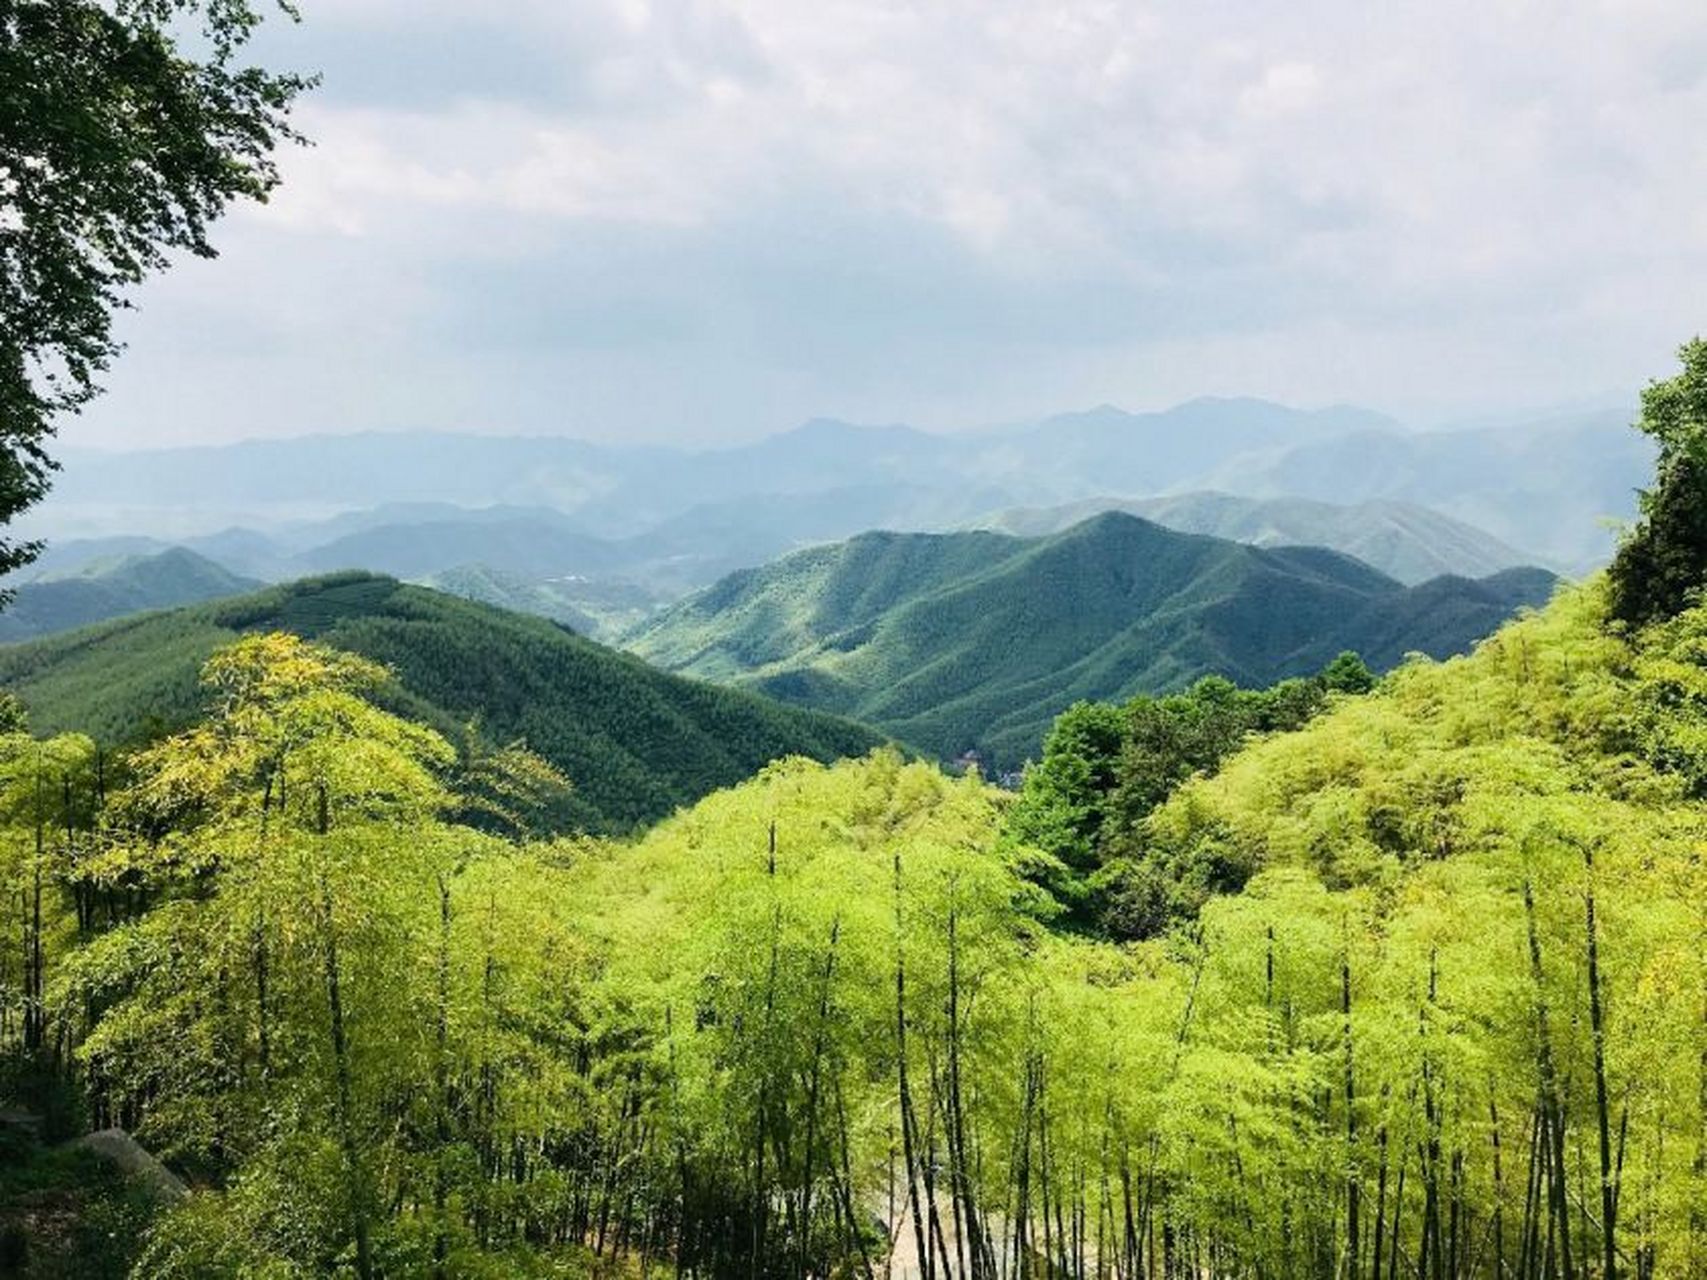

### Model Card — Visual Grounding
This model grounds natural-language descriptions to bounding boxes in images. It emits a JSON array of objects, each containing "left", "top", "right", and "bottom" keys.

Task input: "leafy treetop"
[{"left": 1609, "top": 337, "right": 1707, "bottom": 626}]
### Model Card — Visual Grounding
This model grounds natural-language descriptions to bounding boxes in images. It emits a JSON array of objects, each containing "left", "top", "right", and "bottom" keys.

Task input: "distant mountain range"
[
  {"left": 0, "top": 396, "right": 1616, "bottom": 848},
  {"left": 34, "top": 398, "right": 1644, "bottom": 573},
  {"left": 0, "top": 548, "right": 260, "bottom": 642},
  {"left": 0, "top": 574, "right": 884, "bottom": 831},
  {"left": 625, "top": 513, "right": 1558, "bottom": 769}
]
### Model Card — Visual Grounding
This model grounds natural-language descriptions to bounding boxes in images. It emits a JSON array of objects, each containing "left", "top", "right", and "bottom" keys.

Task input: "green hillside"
[
  {"left": 0, "top": 571, "right": 884, "bottom": 830},
  {"left": 0, "top": 547, "right": 260, "bottom": 642},
  {"left": 626, "top": 513, "right": 1556, "bottom": 767}
]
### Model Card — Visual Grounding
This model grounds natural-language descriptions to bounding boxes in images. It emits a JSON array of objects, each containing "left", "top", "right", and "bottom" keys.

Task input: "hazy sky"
[{"left": 71, "top": 0, "right": 1707, "bottom": 449}]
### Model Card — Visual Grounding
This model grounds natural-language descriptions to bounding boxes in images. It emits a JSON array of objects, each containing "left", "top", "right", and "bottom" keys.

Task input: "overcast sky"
[{"left": 70, "top": 0, "right": 1707, "bottom": 449}]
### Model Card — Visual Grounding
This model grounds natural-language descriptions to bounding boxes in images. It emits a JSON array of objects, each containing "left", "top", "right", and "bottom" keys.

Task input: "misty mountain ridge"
[
  {"left": 1200, "top": 409, "right": 1649, "bottom": 569},
  {"left": 970, "top": 491, "right": 1545, "bottom": 584},
  {"left": 28, "top": 391, "right": 1639, "bottom": 551}
]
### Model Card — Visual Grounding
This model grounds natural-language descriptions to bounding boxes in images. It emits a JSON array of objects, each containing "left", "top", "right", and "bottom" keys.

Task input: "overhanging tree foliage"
[
  {"left": 1609, "top": 336, "right": 1707, "bottom": 627},
  {"left": 0, "top": 0, "right": 307, "bottom": 577}
]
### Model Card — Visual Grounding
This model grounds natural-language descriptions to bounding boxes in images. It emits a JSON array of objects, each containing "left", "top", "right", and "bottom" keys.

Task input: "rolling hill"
[
  {"left": 970, "top": 491, "right": 1544, "bottom": 583},
  {"left": 0, "top": 548, "right": 261, "bottom": 642},
  {"left": 19, "top": 399, "right": 1640, "bottom": 652},
  {"left": 624, "top": 513, "right": 1557, "bottom": 768},
  {"left": 0, "top": 572, "right": 885, "bottom": 831}
]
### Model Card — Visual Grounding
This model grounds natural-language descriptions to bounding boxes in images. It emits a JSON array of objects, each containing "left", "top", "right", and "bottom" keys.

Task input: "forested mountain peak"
[{"left": 627, "top": 512, "right": 1555, "bottom": 767}]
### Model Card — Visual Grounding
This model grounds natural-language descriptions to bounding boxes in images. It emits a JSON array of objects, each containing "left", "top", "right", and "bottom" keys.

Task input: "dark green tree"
[
  {"left": 1321, "top": 649, "right": 1377, "bottom": 694},
  {"left": 1007, "top": 661, "right": 1370, "bottom": 931},
  {"left": 1006, "top": 701, "right": 1124, "bottom": 878},
  {"left": 0, "top": 1, "right": 309, "bottom": 578},
  {"left": 0, "top": 689, "right": 24, "bottom": 735},
  {"left": 1108, "top": 673, "right": 1326, "bottom": 832},
  {"left": 1609, "top": 337, "right": 1707, "bottom": 627}
]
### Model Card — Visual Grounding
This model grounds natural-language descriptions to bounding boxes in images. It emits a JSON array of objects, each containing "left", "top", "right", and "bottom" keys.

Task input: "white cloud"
[
  {"left": 66, "top": 0, "right": 1707, "bottom": 448},
  {"left": 1239, "top": 62, "right": 1322, "bottom": 118}
]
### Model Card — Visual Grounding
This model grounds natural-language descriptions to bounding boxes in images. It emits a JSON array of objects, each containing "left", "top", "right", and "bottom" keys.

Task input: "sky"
[{"left": 71, "top": 0, "right": 1707, "bottom": 449}]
